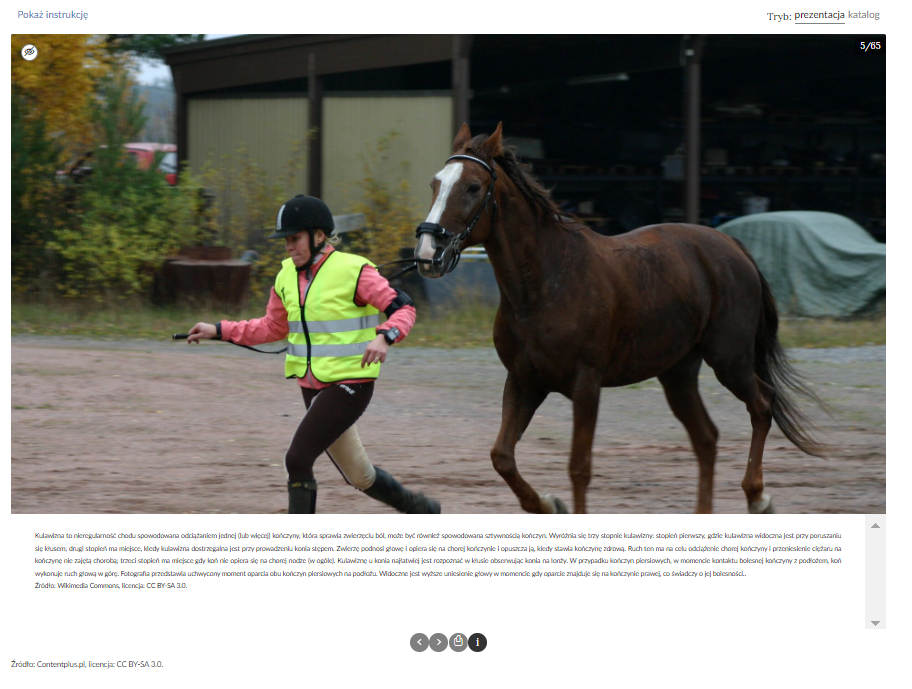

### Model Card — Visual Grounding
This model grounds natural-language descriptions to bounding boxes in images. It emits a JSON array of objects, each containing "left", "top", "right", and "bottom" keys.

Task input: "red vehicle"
[
  {"left": 123, "top": 143, "right": 178, "bottom": 185},
  {"left": 59, "top": 143, "right": 179, "bottom": 185}
]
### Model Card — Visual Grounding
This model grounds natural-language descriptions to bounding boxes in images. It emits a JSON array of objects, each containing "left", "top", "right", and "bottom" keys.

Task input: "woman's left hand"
[{"left": 361, "top": 335, "right": 389, "bottom": 367}]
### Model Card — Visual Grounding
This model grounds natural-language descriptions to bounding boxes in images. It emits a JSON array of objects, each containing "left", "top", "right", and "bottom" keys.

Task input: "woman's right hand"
[{"left": 187, "top": 322, "right": 218, "bottom": 344}]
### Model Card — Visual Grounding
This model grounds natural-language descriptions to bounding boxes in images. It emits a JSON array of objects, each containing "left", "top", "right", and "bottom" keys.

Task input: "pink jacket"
[{"left": 220, "top": 247, "right": 416, "bottom": 389}]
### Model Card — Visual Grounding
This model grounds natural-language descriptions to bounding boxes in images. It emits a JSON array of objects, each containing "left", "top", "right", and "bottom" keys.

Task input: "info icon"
[
  {"left": 468, "top": 633, "right": 487, "bottom": 652},
  {"left": 22, "top": 45, "right": 38, "bottom": 61}
]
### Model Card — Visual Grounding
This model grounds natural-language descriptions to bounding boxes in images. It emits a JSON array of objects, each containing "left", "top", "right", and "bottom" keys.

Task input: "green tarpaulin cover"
[{"left": 716, "top": 211, "right": 886, "bottom": 317}]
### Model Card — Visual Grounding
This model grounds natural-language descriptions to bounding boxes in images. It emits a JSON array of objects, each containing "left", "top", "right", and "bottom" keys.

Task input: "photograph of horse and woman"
[{"left": 11, "top": 35, "right": 884, "bottom": 515}]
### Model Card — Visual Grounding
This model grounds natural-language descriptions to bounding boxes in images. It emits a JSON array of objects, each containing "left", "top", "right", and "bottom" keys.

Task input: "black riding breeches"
[{"left": 284, "top": 382, "right": 374, "bottom": 483}]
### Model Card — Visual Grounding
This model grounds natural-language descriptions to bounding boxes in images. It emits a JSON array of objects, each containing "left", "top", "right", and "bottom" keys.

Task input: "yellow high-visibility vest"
[{"left": 275, "top": 252, "right": 381, "bottom": 382}]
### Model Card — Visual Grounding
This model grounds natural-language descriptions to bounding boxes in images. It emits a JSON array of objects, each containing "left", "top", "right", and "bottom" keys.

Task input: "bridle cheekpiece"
[{"left": 414, "top": 154, "right": 498, "bottom": 274}]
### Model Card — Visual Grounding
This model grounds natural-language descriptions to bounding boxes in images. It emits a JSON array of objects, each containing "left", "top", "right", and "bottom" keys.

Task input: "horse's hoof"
[
  {"left": 749, "top": 493, "right": 774, "bottom": 514},
  {"left": 542, "top": 494, "right": 569, "bottom": 514}
]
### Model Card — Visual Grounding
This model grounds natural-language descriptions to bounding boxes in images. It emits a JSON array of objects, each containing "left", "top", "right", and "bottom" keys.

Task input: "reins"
[{"left": 373, "top": 257, "right": 434, "bottom": 281}]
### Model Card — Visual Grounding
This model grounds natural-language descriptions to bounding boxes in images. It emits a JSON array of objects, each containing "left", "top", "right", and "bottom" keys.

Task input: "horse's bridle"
[
  {"left": 414, "top": 154, "right": 498, "bottom": 275},
  {"left": 375, "top": 154, "right": 498, "bottom": 280}
]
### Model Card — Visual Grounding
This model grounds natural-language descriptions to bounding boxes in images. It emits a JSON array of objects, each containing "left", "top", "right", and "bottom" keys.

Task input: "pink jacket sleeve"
[
  {"left": 220, "top": 288, "right": 290, "bottom": 345},
  {"left": 355, "top": 267, "right": 416, "bottom": 343}
]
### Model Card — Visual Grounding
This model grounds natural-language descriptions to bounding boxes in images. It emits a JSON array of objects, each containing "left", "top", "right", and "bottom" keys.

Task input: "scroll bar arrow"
[{"left": 872, "top": 621, "right": 880, "bottom": 626}]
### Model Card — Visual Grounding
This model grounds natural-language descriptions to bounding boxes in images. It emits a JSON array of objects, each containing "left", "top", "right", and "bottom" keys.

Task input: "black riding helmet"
[{"left": 268, "top": 195, "right": 335, "bottom": 268}]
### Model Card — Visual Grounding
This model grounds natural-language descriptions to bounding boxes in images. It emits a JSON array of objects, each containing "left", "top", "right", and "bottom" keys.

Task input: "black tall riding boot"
[
  {"left": 287, "top": 480, "right": 318, "bottom": 514},
  {"left": 364, "top": 467, "right": 441, "bottom": 514}
]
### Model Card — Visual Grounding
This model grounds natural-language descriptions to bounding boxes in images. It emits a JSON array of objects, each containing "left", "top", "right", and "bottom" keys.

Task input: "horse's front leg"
[
  {"left": 490, "top": 374, "right": 559, "bottom": 513},
  {"left": 569, "top": 368, "right": 602, "bottom": 514}
]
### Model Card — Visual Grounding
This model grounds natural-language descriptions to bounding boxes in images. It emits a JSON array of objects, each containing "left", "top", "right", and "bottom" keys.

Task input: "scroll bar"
[{"left": 865, "top": 515, "right": 885, "bottom": 629}]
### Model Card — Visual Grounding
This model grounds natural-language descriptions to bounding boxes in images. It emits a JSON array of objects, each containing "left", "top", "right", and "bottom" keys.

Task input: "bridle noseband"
[{"left": 414, "top": 154, "right": 498, "bottom": 275}]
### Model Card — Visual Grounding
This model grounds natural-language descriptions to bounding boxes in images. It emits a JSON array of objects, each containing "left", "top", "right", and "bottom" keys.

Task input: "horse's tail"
[{"left": 734, "top": 239, "right": 829, "bottom": 457}]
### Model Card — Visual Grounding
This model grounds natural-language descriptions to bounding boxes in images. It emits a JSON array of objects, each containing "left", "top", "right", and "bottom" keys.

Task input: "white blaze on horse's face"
[{"left": 416, "top": 162, "right": 464, "bottom": 273}]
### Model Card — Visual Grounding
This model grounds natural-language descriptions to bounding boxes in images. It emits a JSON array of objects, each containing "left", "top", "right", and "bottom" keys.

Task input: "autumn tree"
[
  {"left": 11, "top": 34, "right": 111, "bottom": 154},
  {"left": 11, "top": 34, "right": 205, "bottom": 297},
  {"left": 49, "top": 74, "right": 205, "bottom": 300},
  {"left": 11, "top": 93, "right": 64, "bottom": 290}
]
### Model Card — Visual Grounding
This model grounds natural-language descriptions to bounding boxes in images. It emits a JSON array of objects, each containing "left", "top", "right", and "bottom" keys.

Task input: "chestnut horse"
[{"left": 415, "top": 123, "right": 825, "bottom": 514}]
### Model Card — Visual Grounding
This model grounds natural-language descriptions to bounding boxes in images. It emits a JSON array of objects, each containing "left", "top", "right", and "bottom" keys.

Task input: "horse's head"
[{"left": 414, "top": 122, "right": 503, "bottom": 278}]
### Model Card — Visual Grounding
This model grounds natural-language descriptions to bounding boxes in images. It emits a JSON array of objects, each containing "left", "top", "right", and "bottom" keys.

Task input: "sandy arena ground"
[{"left": 11, "top": 336, "right": 885, "bottom": 514}]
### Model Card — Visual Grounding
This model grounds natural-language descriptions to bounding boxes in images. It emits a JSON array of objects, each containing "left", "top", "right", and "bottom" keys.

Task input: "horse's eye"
[{"left": 468, "top": 184, "right": 481, "bottom": 193}]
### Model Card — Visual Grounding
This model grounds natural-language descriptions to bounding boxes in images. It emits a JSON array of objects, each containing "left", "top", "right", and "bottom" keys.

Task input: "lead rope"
[{"left": 171, "top": 333, "right": 287, "bottom": 354}]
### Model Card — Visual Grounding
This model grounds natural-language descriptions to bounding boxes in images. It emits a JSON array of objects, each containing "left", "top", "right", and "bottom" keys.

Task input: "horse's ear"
[
  {"left": 481, "top": 121, "right": 503, "bottom": 158},
  {"left": 452, "top": 123, "right": 472, "bottom": 153}
]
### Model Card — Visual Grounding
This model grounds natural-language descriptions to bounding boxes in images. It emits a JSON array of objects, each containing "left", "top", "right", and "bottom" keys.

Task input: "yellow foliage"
[
  {"left": 11, "top": 34, "right": 111, "bottom": 153},
  {"left": 48, "top": 179, "right": 204, "bottom": 301},
  {"left": 196, "top": 141, "right": 308, "bottom": 299},
  {"left": 345, "top": 131, "right": 418, "bottom": 267}
]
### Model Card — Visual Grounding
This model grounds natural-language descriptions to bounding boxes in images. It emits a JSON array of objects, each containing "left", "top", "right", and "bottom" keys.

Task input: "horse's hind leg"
[
  {"left": 568, "top": 368, "right": 601, "bottom": 514},
  {"left": 740, "top": 377, "right": 776, "bottom": 513},
  {"left": 491, "top": 374, "right": 558, "bottom": 513},
  {"left": 709, "top": 357, "right": 776, "bottom": 514},
  {"left": 658, "top": 353, "right": 719, "bottom": 514}
]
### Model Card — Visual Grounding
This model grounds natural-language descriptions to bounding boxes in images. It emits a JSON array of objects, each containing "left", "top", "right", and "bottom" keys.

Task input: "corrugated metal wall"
[
  {"left": 187, "top": 97, "right": 309, "bottom": 197},
  {"left": 323, "top": 95, "right": 453, "bottom": 221},
  {"left": 186, "top": 95, "right": 452, "bottom": 228}
]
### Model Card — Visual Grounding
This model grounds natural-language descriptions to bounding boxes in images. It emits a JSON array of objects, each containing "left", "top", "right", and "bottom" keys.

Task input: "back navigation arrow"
[{"left": 410, "top": 633, "right": 429, "bottom": 652}]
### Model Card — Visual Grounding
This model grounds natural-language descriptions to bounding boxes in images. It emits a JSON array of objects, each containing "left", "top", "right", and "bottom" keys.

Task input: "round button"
[
  {"left": 468, "top": 633, "right": 487, "bottom": 652},
  {"left": 429, "top": 632, "right": 448, "bottom": 652},
  {"left": 449, "top": 632, "right": 468, "bottom": 652},
  {"left": 410, "top": 633, "right": 429, "bottom": 652}
]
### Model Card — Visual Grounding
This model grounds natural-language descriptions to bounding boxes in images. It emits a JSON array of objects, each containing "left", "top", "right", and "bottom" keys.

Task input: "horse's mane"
[{"left": 465, "top": 134, "right": 582, "bottom": 230}]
